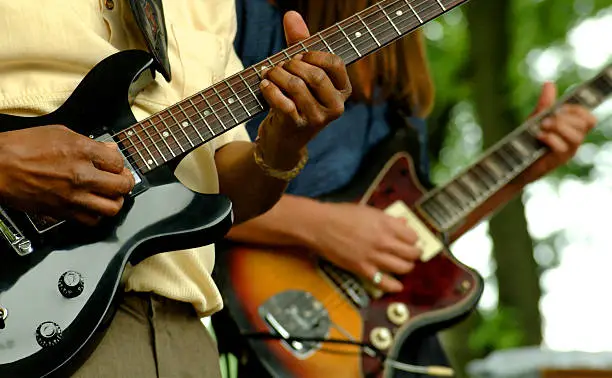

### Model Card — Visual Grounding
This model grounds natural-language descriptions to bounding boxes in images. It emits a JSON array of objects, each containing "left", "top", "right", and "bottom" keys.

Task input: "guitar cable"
[{"left": 244, "top": 333, "right": 454, "bottom": 376}]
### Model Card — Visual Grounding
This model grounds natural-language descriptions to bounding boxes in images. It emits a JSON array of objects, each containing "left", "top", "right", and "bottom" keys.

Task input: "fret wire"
[
  {"left": 377, "top": 2, "right": 401, "bottom": 35},
  {"left": 178, "top": 102, "right": 206, "bottom": 142},
  {"left": 224, "top": 79, "right": 251, "bottom": 117},
  {"left": 212, "top": 86, "right": 239, "bottom": 124},
  {"left": 132, "top": 127, "right": 156, "bottom": 167},
  {"left": 423, "top": 200, "right": 449, "bottom": 225},
  {"left": 456, "top": 175, "right": 479, "bottom": 199},
  {"left": 405, "top": 0, "right": 424, "bottom": 23},
  {"left": 318, "top": 34, "right": 335, "bottom": 53},
  {"left": 336, "top": 23, "right": 361, "bottom": 57},
  {"left": 124, "top": 130, "right": 149, "bottom": 169},
  {"left": 188, "top": 98, "right": 214, "bottom": 135},
  {"left": 491, "top": 149, "right": 513, "bottom": 170},
  {"left": 266, "top": 57, "right": 275, "bottom": 69},
  {"left": 200, "top": 93, "right": 227, "bottom": 132},
  {"left": 437, "top": 191, "right": 462, "bottom": 214},
  {"left": 158, "top": 115, "right": 184, "bottom": 153},
  {"left": 238, "top": 72, "right": 264, "bottom": 110},
  {"left": 357, "top": 14, "right": 381, "bottom": 47},
  {"left": 149, "top": 118, "right": 177, "bottom": 158},
  {"left": 117, "top": 0, "right": 463, "bottom": 165},
  {"left": 120, "top": 133, "right": 145, "bottom": 170},
  {"left": 436, "top": 0, "right": 447, "bottom": 11},
  {"left": 137, "top": 121, "right": 165, "bottom": 163},
  {"left": 298, "top": 41, "right": 309, "bottom": 53},
  {"left": 282, "top": 50, "right": 291, "bottom": 60},
  {"left": 169, "top": 108, "right": 195, "bottom": 148},
  {"left": 506, "top": 142, "right": 529, "bottom": 165}
]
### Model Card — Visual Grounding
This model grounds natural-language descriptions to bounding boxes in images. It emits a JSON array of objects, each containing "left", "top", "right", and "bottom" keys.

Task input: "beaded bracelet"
[{"left": 253, "top": 137, "right": 309, "bottom": 182}]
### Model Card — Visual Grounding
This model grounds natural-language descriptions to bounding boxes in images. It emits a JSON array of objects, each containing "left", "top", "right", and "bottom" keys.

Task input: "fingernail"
[
  {"left": 260, "top": 79, "right": 270, "bottom": 88},
  {"left": 541, "top": 118, "right": 553, "bottom": 128},
  {"left": 295, "top": 54, "right": 304, "bottom": 60}
]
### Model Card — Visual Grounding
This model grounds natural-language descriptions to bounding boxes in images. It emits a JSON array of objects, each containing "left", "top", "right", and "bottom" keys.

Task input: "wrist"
[{"left": 254, "top": 135, "right": 306, "bottom": 171}]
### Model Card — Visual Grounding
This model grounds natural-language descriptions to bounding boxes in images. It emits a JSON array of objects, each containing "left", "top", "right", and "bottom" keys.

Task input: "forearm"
[
  {"left": 215, "top": 141, "right": 300, "bottom": 224},
  {"left": 226, "top": 194, "right": 323, "bottom": 247}
]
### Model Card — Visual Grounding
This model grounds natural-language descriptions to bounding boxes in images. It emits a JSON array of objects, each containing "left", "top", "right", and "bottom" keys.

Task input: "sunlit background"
[{"left": 436, "top": 5, "right": 612, "bottom": 352}]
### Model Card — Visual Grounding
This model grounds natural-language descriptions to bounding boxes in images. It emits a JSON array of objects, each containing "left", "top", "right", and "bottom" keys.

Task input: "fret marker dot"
[
  {"left": 147, "top": 159, "right": 153, "bottom": 165},
  {"left": 162, "top": 131, "right": 169, "bottom": 138},
  {"left": 396, "top": 10, "right": 403, "bottom": 16},
  {"left": 204, "top": 110, "right": 211, "bottom": 116},
  {"left": 228, "top": 98, "right": 235, "bottom": 104},
  {"left": 355, "top": 31, "right": 362, "bottom": 38},
  {"left": 127, "top": 130, "right": 134, "bottom": 136},
  {"left": 181, "top": 121, "right": 189, "bottom": 127}
]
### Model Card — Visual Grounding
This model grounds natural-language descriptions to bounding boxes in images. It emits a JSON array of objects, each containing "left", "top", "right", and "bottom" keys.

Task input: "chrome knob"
[
  {"left": 387, "top": 302, "right": 410, "bottom": 325},
  {"left": 36, "top": 321, "right": 62, "bottom": 348},
  {"left": 370, "top": 327, "right": 393, "bottom": 350},
  {"left": 0, "top": 306, "right": 7, "bottom": 329},
  {"left": 58, "top": 271, "right": 84, "bottom": 298}
]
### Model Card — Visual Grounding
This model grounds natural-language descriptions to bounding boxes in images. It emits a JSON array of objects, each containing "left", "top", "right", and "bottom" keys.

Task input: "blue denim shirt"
[{"left": 234, "top": 0, "right": 429, "bottom": 197}]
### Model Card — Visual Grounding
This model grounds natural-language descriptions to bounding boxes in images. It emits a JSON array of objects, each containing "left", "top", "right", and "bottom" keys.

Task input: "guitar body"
[
  {"left": 0, "top": 50, "right": 233, "bottom": 378},
  {"left": 217, "top": 150, "right": 483, "bottom": 378}
]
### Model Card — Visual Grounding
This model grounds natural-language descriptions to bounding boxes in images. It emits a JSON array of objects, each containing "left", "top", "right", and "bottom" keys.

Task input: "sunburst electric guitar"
[
  {"left": 216, "top": 65, "right": 612, "bottom": 378},
  {"left": 0, "top": 1, "right": 470, "bottom": 377}
]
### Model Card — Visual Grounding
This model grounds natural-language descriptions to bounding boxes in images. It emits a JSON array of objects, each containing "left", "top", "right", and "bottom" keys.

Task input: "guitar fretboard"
[
  {"left": 417, "top": 65, "right": 612, "bottom": 232},
  {"left": 116, "top": 0, "right": 467, "bottom": 173}
]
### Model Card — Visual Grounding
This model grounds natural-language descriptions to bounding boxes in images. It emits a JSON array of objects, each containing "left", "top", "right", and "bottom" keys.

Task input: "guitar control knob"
[
  {"left": 369, "top": 327, "right": 393, "bottom": 351},
  {"left": 36, "top": 321, "right": 62, "bottom": 348},
  {"left": 387, "top": 302, "right": 410, "bottom": 325},
  {"left": 0, "top": 306, "right": 7, "bottom": 330},
  {"left": 58, "top": 271, "right": 84, "bottom": 298}
]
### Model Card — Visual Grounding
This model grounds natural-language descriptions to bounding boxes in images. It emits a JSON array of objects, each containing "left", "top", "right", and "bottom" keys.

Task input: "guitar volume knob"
[
  {"left": 387, "top": 302, "right": 410, "bottom": 325},
  {"left": 58, "top": 271, "right": 84, "bottom": 298},
  {"left": 369, "top": 327, "right": 393, "bottom": 351},
  {"left": 36, "top": 321, "right": 62, "bottom": 348}
]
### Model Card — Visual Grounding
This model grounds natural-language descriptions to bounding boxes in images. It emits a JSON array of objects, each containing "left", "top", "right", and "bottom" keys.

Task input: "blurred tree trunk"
[{"left": 440, "top": 0, "right": 543, "bottom": 375}]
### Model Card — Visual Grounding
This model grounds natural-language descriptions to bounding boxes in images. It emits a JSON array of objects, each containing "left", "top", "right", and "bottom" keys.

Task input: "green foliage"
[
  {"left": 424, "top": 1, "right": 612, "bottom": 374},
  {"left": 469, "top": 307, "right": 527, "bottom": 355}
]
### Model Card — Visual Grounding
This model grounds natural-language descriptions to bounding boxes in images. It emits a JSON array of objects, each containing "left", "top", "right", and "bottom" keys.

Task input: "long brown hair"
[{"left": 277, "top": 0, "right": 435, "bottom": 117}]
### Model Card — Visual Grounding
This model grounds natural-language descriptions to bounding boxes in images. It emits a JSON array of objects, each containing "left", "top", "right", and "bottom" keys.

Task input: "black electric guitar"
[{"left": 0, "top": 1, "right": 468, "bottom": 376}]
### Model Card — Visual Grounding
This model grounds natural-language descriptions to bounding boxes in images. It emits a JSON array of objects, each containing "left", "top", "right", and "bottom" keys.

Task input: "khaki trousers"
[{"left": 72, "top": 293, "right": 222, "bottom": 378}]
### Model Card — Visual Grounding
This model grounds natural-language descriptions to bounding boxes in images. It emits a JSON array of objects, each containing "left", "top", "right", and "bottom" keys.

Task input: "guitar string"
[
  {"left": 102, "top": 0, "right": 445, "bottom": 165},
  {"left": 313, "top": 73, "right": 612, "bottom": 320},
  {"left": 92, "top": 0, "right": 450, "bottom": 165}
]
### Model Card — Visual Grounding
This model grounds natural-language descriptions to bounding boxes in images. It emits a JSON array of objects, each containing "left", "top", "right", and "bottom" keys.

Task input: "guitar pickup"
[{"left": 384, "top": 200, "right": 444, "bottom": 262}]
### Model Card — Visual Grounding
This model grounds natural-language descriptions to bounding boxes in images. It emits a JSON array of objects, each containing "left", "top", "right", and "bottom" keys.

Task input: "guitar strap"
[{"left": 128, "top": 0, "right": 172, "bottom": 82}]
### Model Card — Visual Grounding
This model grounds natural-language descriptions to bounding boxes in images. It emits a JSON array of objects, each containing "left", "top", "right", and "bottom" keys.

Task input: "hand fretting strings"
[
  {"left": 100, "top": 0, "right": 459, "bottom": 169},
  {"left": 107, "top": 0, "right": 449, "bottom": 166}
]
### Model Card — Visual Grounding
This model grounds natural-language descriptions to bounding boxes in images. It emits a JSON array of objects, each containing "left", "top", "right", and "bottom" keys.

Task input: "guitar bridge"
[{"left": 0, "top": 206, "right": 33, "bottom": 256}]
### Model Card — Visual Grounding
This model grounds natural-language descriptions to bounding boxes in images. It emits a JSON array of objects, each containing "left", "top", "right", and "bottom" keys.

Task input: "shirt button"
[{"left": 105, "top": 0, "right": 115, "bottom": 10}]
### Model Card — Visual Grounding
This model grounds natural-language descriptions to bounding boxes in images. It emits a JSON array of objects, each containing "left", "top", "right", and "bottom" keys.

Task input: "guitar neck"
[
  {"left": 416, "top": 64, "right": 612, "bottom": 233},
  {"left": 117, "top": 0, "right": 467, "bottom": 173}
]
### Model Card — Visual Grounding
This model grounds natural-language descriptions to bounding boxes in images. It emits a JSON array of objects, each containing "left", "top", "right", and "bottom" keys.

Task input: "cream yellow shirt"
[{"left": 0, "top": 0, "right": 249, "bottom": 316}]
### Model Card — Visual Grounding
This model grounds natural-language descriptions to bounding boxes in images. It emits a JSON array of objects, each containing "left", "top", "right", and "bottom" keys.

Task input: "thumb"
[
  {"left": 531, "top": 81, "right": 557, "bottom": 117},
  {"left": 283, "top": 11, "right": 310, "bottom": 46}
]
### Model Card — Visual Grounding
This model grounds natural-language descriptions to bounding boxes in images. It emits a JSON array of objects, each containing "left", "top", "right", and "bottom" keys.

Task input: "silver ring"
[{"left": 372, "top": 271, "right": 383, "bottom": 285}]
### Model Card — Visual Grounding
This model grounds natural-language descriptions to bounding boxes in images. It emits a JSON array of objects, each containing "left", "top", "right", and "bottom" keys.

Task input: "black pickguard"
[{"left": 0, "top": 50, "right": 233, "bottom": 378}]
